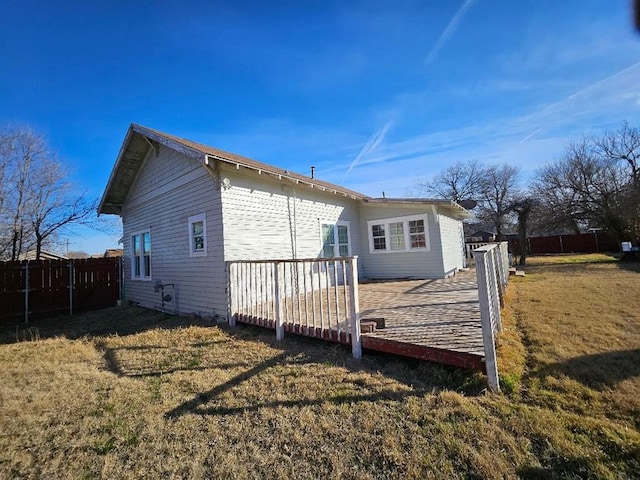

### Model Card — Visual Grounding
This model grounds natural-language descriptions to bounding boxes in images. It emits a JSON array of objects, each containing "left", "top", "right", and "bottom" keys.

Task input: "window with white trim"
[
  {"left": 131, "top": 230, "right": 151, "bottom": 279},
  {"left": 409, "top": 219, "right": 426, "bottom": 248},
  {"left": 321, "top": 221, "right": 351, "bottom": 257},
  {"left": 389, "top": 221, "right": 405, "bottom": 250},
  {"left": 371, "top": 224, "right": 386, "bottom": 251},
  {"left": 367, "top": 214, "right": 429, "bottom": 253},
  {"left": 188, "top": 213, "right": 207, "bottom": 257}
]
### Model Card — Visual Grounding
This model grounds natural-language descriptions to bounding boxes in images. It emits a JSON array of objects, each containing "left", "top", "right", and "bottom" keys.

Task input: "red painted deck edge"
[
  {"left": 361, "top": 336, "right": 485, "bottom": 372},
  {"left": 236, "top": 315, "right": 351, "bottom": 345},
  {"left": 235, "top": 315, "right": 485, "bottom": 372}
]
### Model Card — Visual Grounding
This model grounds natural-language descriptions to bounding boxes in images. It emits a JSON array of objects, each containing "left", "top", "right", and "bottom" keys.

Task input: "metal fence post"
[
  {"left": 24, "top": 260, "right": 29, "bottom": 323},
  {"left": 68, "top": 261, "right": 74, "bottom": 316}
]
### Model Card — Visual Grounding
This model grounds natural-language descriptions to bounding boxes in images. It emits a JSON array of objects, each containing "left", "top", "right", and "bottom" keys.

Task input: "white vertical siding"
[
  {"left": 357, "top": 205, "right": 445, "bottom": 279},
  {"left": 122, "top": 146, "right": 227, "bottom": 317},
  {"left": 438, "top": 214, "right": 466, "bottom": 275},
  {"left": 219, "top": 165, "right": 361, "bottom": 262}
]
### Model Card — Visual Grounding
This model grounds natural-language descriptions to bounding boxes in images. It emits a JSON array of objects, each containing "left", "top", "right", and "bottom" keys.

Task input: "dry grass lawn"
[{"left": 1, "top": 253, "right": 639, "bottom": 479}]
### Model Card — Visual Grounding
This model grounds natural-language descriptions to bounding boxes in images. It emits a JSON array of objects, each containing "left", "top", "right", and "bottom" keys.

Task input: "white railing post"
[
  {"left": 274, "top": 261, "right": 284, "bottom": 341},
  {"left": 474, "top": 248, "right": 500, "bottom": 392},
  {"left": 228, "top": 262, "right": 237, "bottom": 326},
  {"left": 347, "top": 257, "right": 362, "bottom": 359}
]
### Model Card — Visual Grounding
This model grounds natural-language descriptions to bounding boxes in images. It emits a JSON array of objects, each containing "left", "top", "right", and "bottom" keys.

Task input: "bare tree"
[
  {"left": 416, "top": 159, "right": 485, "bottom": 203},
  {"left": 534, "top": 126, "right": 640, "bottom": 244},
  {"left": 477, "top": 164, "right": 520, "bottom": 241},
  {"left": 0, "top": 126, "right": 96, "bottom": 260},
  {"left": 0, "top": 128, "right": 41, "bottom": 259},
  {"left": 509, "top": 196, "right": 537, "bottom": 265},
  {"left": 595, "top": 122, "right": 640, "bottom": 183}
]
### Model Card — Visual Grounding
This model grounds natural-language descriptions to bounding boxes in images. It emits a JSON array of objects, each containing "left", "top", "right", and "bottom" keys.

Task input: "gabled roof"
[{"left": 98, "top": 123, "right": 471, "bottom": 220}]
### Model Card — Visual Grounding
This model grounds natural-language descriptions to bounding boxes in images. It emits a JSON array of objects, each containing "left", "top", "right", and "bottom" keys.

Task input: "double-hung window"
[
  {"left": 188, "top": 213, "right": 207, "bottom": 257},
  {"left": 409, "top": 219, "right": 426, "bottom": 248},
  {"left": 321, "top": 221, "right": 351, "bottom": 258},
  {"left": 132, "top": 230, "right": 151, "bottom": 279},
  {"left": 367, "top": 214, "right": 429, "bottom": 253}
]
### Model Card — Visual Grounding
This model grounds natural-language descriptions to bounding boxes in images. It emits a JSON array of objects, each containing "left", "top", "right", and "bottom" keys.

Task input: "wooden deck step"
[{"left": 360, "top": 320, "right": 377, "bottom": 334}]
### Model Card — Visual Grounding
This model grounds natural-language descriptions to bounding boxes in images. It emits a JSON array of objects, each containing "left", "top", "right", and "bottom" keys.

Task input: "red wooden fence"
[
  {"left": 508, "top": 232, "right": 620, "bottom": 255},
  {"left": 0, "top": 258, "right": 122, "bottom": 321}
]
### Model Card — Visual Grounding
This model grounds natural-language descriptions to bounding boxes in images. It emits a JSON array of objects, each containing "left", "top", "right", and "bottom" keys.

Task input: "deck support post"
[
  {"left": 274, "top": 261, "right": 284, "bottom": 341},
  {"left": 347, "top": 257, "right": 361, "bottom": 359},
  {"left": 474, "top": 248, "right": 500, "bottom": 392}
]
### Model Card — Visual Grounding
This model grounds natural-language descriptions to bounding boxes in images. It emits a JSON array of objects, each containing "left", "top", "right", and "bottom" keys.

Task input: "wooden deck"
[
  {"left": 359, "top": 269, "right": 485, "bottom": 371},
  {"left": 234, "top": 268, "right": 486, "bottom": 371}
]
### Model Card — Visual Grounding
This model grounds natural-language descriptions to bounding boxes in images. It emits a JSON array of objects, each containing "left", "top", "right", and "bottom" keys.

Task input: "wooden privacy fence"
[
  {"left": 227, "top": 257, "right": 362, "bottom": 359},
  {"left": 0, "top": 258, "right": 122, "bottom": 322},
  {"left": 508, "top": 232, "right": 620, "bottom": 255},
  {"left": 473, "top": 242, "right": 509, "bottom": 392}
]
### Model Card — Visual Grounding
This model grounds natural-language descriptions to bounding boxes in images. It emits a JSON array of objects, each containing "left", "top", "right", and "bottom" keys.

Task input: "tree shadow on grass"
[
  {"left": 0, "top": 305, "right": 216, "bottom": 345},
  {"left": 162, "top": 325, "right": 485, "bottom": 419},
  {"left": 529, "top": 349, "right": 640, "bottom": 390}
]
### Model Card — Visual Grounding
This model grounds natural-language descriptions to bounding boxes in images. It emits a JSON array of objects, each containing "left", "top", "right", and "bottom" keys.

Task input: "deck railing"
[
  {"left": 473, "top": 242, "right": 509, "bottom": 392},
  {"left": 227, "top": 256, "right": 362, "bottom": 358}
]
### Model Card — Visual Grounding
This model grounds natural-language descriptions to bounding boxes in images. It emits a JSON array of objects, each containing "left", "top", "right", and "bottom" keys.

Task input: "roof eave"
[
  {"left": 98, "top": 124, "right": 135, "bottom": 216},
  {"left": 362, "top": 197, "right": 472, "bottom": 219}
]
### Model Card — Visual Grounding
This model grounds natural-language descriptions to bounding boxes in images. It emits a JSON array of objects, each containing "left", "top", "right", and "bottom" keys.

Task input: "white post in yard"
[
  {"left": 347, "top": 257, "right": 362, "bottom": 359},
  {"left": 274, "top": 262, "right": 284, "bottom": 341},
  {"left": 474, "top": 248, "right": 500, "bottom": 392}
]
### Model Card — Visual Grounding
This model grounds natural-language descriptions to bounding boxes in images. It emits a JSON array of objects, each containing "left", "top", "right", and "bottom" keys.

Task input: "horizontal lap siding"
[
  {"left": 220, "top": 166, "right": 361, "bottom": 262},
  {"left": 438, "top": 214, "right": 466, "bottom": 275},
  {"left": 358, "top": 206, "right": 445, "bottom": 279},
  {"left": 122, "top": 148, "right": 226, "bottom": 317}
]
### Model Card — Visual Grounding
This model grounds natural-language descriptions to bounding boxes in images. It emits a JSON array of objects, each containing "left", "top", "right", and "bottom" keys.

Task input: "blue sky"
[{"left": 1, "top": 1, "right": 639, "bottom": 253}]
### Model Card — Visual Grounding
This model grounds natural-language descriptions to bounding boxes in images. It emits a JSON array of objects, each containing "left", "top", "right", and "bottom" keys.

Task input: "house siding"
[
  {"left": 358, "top": 205, "right": 445, "bottom": 279},
  {"left": 219, "top": 165, "right": 361, "bottom": 262},
  {"left": 438, "top": 214, "right": 466, "bottom": 275},
  {"left": 122, "top": 146, "right": 227, "bottom": 317}
]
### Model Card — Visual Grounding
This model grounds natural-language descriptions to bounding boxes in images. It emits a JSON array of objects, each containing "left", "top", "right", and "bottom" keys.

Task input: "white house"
[{"left": 98, "top": 124, "right": 471, "bottom": 318}]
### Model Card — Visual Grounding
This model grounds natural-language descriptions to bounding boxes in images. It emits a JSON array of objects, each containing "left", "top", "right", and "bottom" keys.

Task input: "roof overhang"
[
  {"left": 98, "top": 124, "right": 472, "bottom": 219},
  {"left": 361, "top": 197, "right": 473, "bottom": 220},
  {"left": 98, "top": 124, "right": 366, "bottom": 215},
  {"left": 98, "top": 124, "right": 208, "bottom": 215}
]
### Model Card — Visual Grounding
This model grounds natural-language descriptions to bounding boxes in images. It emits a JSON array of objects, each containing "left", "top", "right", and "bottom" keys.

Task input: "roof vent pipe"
[{"left": 310, "top": 166, "right": 315, "bottom": 179}]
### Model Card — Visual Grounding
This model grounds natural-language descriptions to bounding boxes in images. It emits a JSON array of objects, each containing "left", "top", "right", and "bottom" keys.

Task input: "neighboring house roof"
[
  {"left": 103, "top": 248, "right": 123, "bottom": 258},
  {"left": 98, "top": 123, "right": 471, "bottom": 220},
  {"left": 19, "top": 250, "right": 68, "bottom": 260}
]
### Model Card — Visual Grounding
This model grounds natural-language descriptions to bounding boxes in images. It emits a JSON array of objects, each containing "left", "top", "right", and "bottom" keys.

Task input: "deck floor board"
[
  {"left": 234, "top": 268, "right": 486, "bottom": 370},
  {"left": 359, "top": 269, "right": 484, "bottom": 358}
]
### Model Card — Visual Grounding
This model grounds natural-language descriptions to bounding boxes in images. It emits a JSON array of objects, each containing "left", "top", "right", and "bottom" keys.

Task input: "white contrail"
[
  {"left": 425, "top": 0, "right": 477, "bottom": 66},
  {"left": 519, "top": 128, "right": 541, "bottom": 143},
  {"left": 346, "top": 122, "right": 391, "bottom": 176},
  {"left": 534, "top": 61, "right": 640, "bottom": 117}
]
